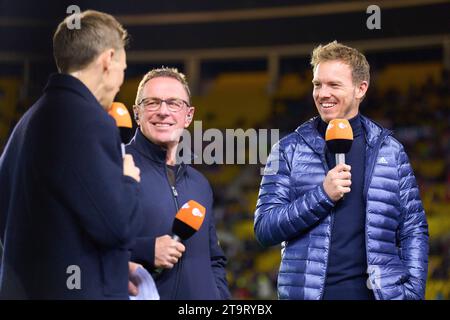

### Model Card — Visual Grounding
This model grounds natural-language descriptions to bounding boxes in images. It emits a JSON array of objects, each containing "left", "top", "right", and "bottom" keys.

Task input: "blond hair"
[
  {"left": 135, "top": 67, "right": 191, "bottom": 105},
  {"left": 310, "top": 41, "right": 370, "bottom": 85}
]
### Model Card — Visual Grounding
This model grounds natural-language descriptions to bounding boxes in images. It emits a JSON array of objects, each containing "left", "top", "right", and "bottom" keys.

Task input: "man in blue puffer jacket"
[{"left": 254, "top": 41, "right": 428, "bottom": 300}]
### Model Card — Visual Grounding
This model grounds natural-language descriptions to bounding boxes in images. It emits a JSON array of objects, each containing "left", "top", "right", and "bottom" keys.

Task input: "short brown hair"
[
  {"left": 53, "top": 10, "right": 128, "bottom": 73},
  {"left": 310, "top": 41, "right": 370, "bottom": 85},
  {"left": 135, "top": 67, "right": 191, "bottom": 105}
]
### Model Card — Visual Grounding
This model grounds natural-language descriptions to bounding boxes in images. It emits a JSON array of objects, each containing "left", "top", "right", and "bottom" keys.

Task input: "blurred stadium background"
[{"left": 0, "top": 0, "right": 449, "bottom": 299}]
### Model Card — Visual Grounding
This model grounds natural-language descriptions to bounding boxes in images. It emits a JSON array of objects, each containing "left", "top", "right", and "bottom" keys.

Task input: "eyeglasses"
[{"left": 137, "top": 97, "right": 190, "bottom": 112}]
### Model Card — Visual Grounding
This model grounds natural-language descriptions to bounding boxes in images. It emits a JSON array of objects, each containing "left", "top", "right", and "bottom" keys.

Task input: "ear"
[
  {"left": 355, "top": 81, "right": 369, "bottom": 100},
  {"left": 133, "top": 105, "right": 140, "bottom": 125},
  {"left": 99, "top": 49, "right": 115, "bottom": 72},
  {"left": 184, "top": 107, "right": 195, "bottom": 128}
]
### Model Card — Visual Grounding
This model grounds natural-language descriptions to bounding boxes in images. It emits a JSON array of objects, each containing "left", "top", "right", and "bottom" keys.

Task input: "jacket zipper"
[
  {"left": 165, "top": 165, "right": 183, "bottom": 300},
  {"left": 171, "top": 184, "right": 184, "bottom": 300},
  {"left": 319, "top": 154, "right": 333, "bottom": 300},
  {"left": 364, "top": 131, "right": 390, "bottom": 300},
  {"left": 320, "top": 130, "right": 389, "bottom": 299},
  {"left": 321, "top": 209, "right": 335, "bottom": 299}
]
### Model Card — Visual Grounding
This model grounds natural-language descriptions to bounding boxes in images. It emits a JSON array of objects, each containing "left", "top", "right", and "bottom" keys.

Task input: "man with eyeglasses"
[{"left": 126, "top": 67, "right": 230, "bottom": 300}]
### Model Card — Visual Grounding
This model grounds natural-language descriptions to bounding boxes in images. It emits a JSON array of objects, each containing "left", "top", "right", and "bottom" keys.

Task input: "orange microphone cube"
[
  {"left": 325, "top": 119, "right": 354, "bottom": 154},
  {"left": 108, "top": 102, "right": 132, "bottom": 129},
  {"left": 172, "top": 200, "right": 206, "bottom": 240}
]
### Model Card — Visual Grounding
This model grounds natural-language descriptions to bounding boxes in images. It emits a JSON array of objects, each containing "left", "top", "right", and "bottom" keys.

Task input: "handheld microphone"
[
  {"left": 154, "top": 200, "right": 206, "bottom": 275},
  {"left": 325, "top": 119, "right": 353, "bottom": 165},
  {"left": 108, "top": 102, "right": 133, "bottom": 156},
  {"left": 172, "top": 200, "right": 206, "bottom": 242}
]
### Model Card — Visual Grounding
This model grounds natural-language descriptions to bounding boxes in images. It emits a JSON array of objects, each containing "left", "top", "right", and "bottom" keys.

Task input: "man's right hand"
[
  {"left": 123, "top": 154, "right": 140, "bottom": 182},
  {"left": 323, "top": 164, "right": 352, "bottom": 202},
  {"left": 128, "top": 261, "right": 142, "bottom": 296},
  {"left": 155, "top": 235, "right": 185, "bottom": 269}
]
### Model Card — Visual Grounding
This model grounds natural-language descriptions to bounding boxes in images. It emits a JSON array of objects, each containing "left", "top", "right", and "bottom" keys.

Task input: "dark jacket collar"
[
  {"left": 129, "top": 129, "right": 190, "bottom": 179},
  {"left": 295, "top": 114, "right": 391, "bottom": 154},
  {"left": 131, "top": 128, "right": 168, "bottom": 164},
  {"left": 44, "top": 73, "right": 102, "bottom": 110}
]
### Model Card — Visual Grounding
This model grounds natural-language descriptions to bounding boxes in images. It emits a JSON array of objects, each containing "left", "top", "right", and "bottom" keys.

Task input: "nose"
[
  {"left": 316, "top": 86, "right": 331, "bottom": 100},
  {"left": 156, "top": 100, "right": 171, "bottom": 116}
]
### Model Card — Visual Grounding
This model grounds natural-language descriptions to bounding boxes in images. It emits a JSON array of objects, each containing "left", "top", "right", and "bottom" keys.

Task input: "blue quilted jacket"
[{"left": 254, "top": 115, "right": 428, "bottom": 300}]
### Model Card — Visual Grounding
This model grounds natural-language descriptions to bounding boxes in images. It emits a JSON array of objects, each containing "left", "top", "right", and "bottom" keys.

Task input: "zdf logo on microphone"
[
  {"left": 181, "top": 201, "right": 205, "bottom": 218},
  {"left": 176, "top": 200, "right": 206, "bottom": 231}
]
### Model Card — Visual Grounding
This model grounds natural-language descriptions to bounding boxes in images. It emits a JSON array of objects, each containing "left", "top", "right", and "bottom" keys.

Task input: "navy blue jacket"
[
  {"left": 126, "top": 129, "right": 230, "bottom": 300},
  {"left": 255, "top": 115, "right": 429, "bottom": 300},
  {"left": 0, "top": 74, "right": 142, "bottom": 299}
]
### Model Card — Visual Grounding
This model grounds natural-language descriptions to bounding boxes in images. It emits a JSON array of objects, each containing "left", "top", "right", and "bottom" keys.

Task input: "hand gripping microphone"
[
  {"left": 172, "top": 200, "right": 206, "bottom": 242},
  {"left": 154, "top": 200, "right": 206, "bottom": 275},
  {"left": 325, "top": 119, "right": 353, "bottom": 165},
  {"left": 108, "top": 102, "right": 133, "bottom": 156}
]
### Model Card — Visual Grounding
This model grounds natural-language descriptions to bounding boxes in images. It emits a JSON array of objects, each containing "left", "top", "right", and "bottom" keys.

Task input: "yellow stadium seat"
[
  {"left": 375, "top": 62, "right": 443, "bottom": 94},
  {"left": 192, "top": 72, "right": 271, "bottom": 129},
  {"left": 275, "top": 72, "right": 312, "bottom": 99},
  {"left": 0, "top": 77, "right": 21, "bottom": 120},
  {"left": 232, "top": 219, "right": 255, "bottom": 240},
  {"left": 255, "top": 248, "right": 281, "bottom": 273}
]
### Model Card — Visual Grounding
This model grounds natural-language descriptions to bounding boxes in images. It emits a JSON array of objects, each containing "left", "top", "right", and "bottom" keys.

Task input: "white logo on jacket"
[{"left": 377, "top": 157, "right": 388, "bottom": 165}]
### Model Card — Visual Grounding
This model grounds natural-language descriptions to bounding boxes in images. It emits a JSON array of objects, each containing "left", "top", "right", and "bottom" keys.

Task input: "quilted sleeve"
[
  {"left": 254, "top": 142, "right": 335, "bottom": 247},
  {"left": 397, "top": 144, "right": 429, "bottom": 300}
]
